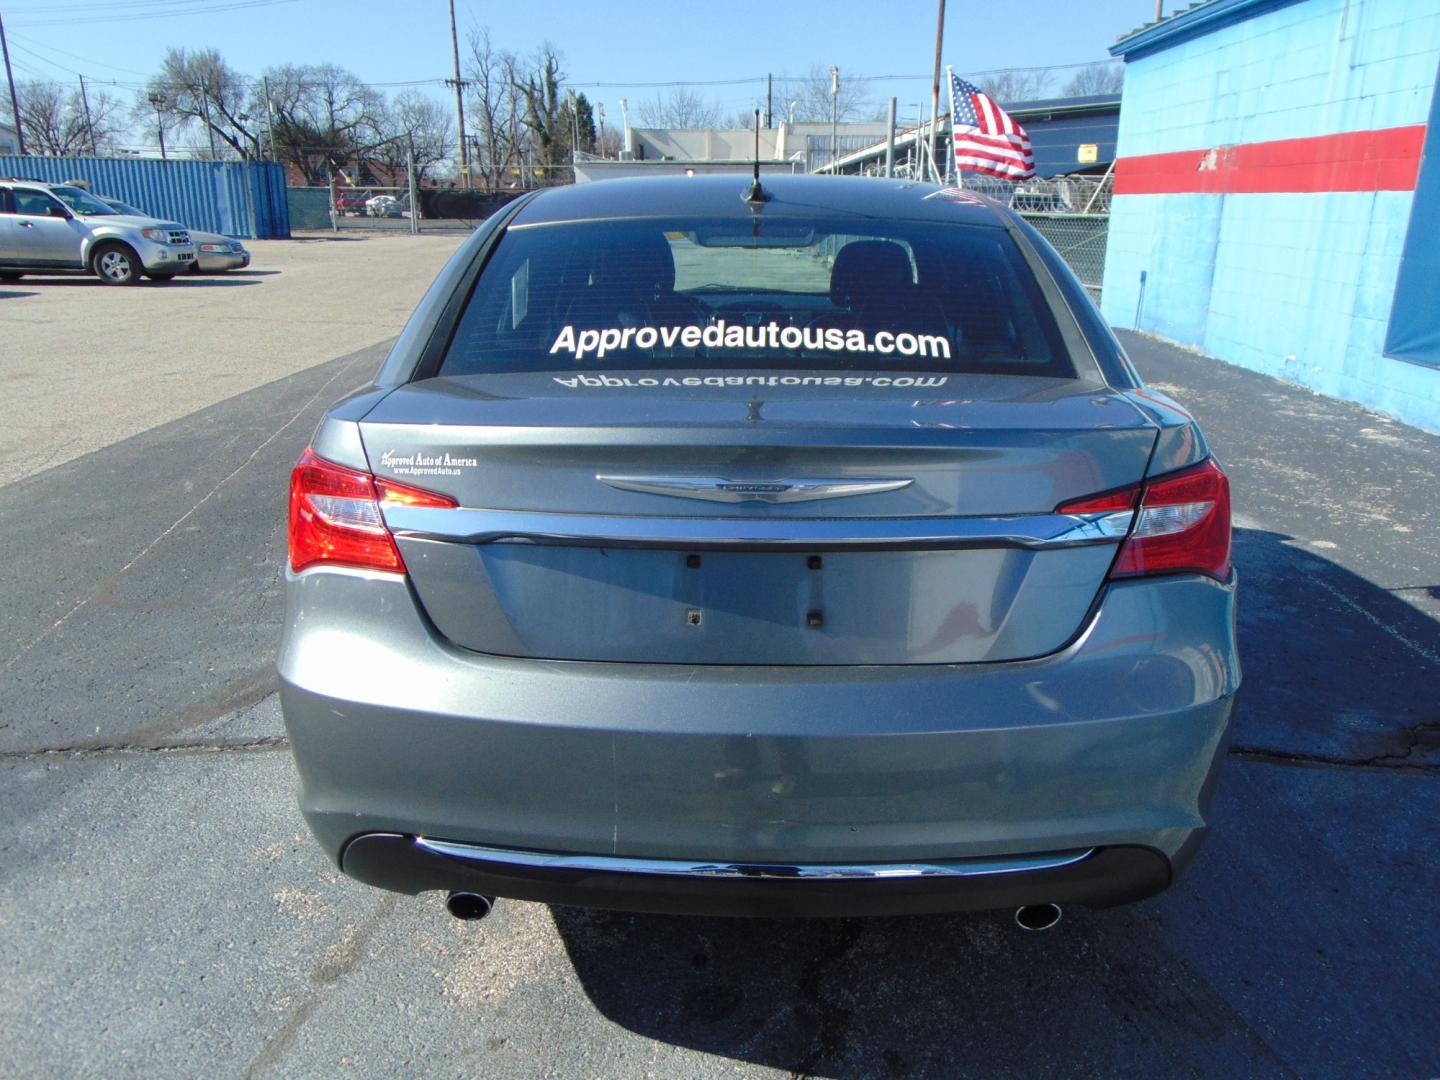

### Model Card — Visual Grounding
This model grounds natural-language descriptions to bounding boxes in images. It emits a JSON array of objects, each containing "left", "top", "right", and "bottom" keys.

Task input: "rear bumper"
[
  {"left": 279, "top": 570, "right": 1239, "bottom": 913},
  {"left": 341, "top": 834, "right": 1172, "bottom": 917}
]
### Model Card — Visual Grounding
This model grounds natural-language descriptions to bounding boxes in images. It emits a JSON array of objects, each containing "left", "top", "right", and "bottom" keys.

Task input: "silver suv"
[{"left": 0, "top": 179, "right": 197, "bottom": 285}]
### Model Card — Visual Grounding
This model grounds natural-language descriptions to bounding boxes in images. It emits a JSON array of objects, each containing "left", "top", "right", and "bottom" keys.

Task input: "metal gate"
[
  {"left": 956, "top": 173, "right": 1111, "bottom": 302},
  {"left": 1020, "top": 213, "right": 1109, "bottom": 302}
]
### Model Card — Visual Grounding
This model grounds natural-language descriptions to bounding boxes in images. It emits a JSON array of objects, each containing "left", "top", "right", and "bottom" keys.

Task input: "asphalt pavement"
[{"left": 0, "top": 331, "right": 1436, "bottom": 1078}]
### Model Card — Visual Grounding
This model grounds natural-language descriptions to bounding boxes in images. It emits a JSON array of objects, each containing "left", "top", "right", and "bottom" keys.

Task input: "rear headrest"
[
  {"left": 590, "top": 230, "right": 676, "bottom": 295},
  {"left": 830, "top": 240, "right": 913, "bottom": 306}
]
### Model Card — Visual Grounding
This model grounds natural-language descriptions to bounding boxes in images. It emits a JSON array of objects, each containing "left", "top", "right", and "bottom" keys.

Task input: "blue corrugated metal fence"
[{"left": 0, "top": 156, "right": 289, "bottom": 239}]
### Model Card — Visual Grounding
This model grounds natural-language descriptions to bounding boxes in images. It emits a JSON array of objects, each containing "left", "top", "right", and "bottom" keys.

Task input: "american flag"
[{"left": 947, "top": 68, "right": 1036, "bottom": 181}]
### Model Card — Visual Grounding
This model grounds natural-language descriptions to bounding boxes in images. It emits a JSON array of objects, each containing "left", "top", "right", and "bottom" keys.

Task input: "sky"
[{"left": 2, "top": 0, "right": 1160, "bottom": 135}]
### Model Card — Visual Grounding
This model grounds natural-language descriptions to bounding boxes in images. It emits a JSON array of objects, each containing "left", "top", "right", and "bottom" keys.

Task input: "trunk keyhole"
[
  {"left": 686, "top": 554, "right": 701, "bottom": 569},
  {"left": 806, "top": 609, "right": 824, "bottom": 628},
  {"left": 686, "top": 608, "right": 703, "bottom": 626},
  {"left": 808, "top": 555, "right": 823, "bottom": 570}
]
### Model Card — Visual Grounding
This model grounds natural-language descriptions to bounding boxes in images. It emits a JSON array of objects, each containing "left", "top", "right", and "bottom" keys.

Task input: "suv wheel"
[{"left": 92, "top": 243, "right": 141, "bottom": 286}]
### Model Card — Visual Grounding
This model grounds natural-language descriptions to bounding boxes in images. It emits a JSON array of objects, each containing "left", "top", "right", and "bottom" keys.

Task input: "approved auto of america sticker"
[{"left": 378, "top": 449, "right": 477, "bottom": 477}]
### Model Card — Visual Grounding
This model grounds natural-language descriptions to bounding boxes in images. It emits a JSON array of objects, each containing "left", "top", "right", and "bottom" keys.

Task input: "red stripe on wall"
[{"left": 1114, "top": 125, "right": 1427, "bottom": 195}]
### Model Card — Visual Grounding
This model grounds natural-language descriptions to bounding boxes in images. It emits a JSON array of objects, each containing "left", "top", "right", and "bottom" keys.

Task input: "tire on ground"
[{"left": 91, "top": 242, "right": 143, "bottom": 286}]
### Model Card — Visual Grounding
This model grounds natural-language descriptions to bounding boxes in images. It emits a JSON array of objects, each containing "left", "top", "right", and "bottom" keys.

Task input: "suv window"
[
  {"left": 48, "top": 186, "right": 116, "bottom": 216},
  {"left": 0, "top": 189, "right": 13, "bottom": 215},
  {"left": 12, "top": 188, "right": 63, "bottom": 217},
  {"left": 439, "top": 216, "right": 1073, "bottom": 379}
]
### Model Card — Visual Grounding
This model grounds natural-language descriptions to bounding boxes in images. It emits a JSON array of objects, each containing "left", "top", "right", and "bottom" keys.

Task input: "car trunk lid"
[{"left": 359, "top": 372, "right": 1156, "bottom": 665}]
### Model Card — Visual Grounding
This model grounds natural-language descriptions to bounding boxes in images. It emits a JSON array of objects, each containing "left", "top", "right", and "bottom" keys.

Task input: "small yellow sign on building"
[{"left": 1077, "top": 143, "right": 1099, "bottom": 164}]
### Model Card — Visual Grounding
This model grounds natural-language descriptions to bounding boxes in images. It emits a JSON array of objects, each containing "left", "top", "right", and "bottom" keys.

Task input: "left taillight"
[{"left": 288, "top": 446, "right": 457, "bottom": 574}]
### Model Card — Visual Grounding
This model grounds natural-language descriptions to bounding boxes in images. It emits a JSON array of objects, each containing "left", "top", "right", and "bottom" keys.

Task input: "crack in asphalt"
[
  {"left": 0, "top": 735, "right": 290, "bottom": 761},
  {"left": 1229, "top": 722, "right": 1440, "bottom": 772}
]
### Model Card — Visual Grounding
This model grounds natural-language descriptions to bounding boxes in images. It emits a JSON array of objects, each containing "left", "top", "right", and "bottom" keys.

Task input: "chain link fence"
[
  {"left": 312, "top": 162, "right": 573, "bottom": 232},
  {"left": 957, "top": 173, "right": 1111, "bottom": 301},
  {"left": 1021, "top": 213, "right": 1108, "bottom": 302}
]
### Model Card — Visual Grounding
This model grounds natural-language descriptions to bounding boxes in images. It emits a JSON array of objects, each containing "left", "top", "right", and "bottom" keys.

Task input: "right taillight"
[{"left": 1058, "top": 456, "right": 1231, "bottom": 582}]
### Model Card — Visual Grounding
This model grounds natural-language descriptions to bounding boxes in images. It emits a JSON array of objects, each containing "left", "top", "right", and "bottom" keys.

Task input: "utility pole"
[
  {"left": 148, "top": 92, "right": 168, "bottom": 159},
  {"left": 766, "top": 73, "right": 772, "bottom": 128},
  {"left": 262, "top": 74, "right": 276, "bottom": 161},
  {"left": 1155, "top": 1, "right": 1164, "bottom": 20},
  {"left": 78, "top": 74, "right": 97, "bottom": 155},
  {"left": 566, "top": 88, "right": 579, "bottom": 157},
  {"left": 885, "top": 97, "right": 896, "bottom": 178},
  {"left": 1, "top": 11, "right": 25, "bottom": 155},
  {"left": 447, "top": 0, "right": 472, "bottom": 188},
  {"left": 930, "top": 0, "right": 947, "bottom": 184},
  {"left": 406, "top": 147, "right": 419, "bottom": 235},
  {"left": 829, "top": 65, "right": 839, "bottom": 174},
  {"left": 199, "top": 81, "right": 218, "bottom": 159}
]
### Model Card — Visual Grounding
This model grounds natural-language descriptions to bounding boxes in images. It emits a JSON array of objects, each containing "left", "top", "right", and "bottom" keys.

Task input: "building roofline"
[
  {"left": 1110, "top": 0, "right": 1307, "bottom": 60},
  {"left": 1006, "top": 94, "right": 1121, "bottom": 117}
]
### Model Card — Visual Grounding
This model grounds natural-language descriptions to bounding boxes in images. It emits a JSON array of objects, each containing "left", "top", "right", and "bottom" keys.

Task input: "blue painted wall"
[
  {"left": 1102, "top": 0, "right": 1440, "bottom": 432},
  {"left": 0, "top": 156, "right": 289, "bottom": 239}
]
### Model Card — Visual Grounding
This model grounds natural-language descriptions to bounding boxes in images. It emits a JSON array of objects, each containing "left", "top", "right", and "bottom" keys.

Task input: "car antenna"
[{"left": 743, "top": 109, "right": 769, "bottom": 205}]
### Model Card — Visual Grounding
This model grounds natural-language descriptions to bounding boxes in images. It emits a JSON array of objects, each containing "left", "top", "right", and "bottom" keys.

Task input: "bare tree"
[
  {"left": 1062, "top": 63, "right": 1125, "bottom": 97},
  {"left": 145, "top": 48, "right": 261, "bottom": 159},
  {"left": 512, "top": 45, "right": 568, "bottom": 169},
  {"left": 974, "top": 69, "right": 1053, "bottom": 105},
  {"left": 16, "top": 80, "right": 123, "bottom": 155},
  {"left": 782, "top": 66, "right": 872, "bottom": 123},
  {"left": 466, "top": 27, "right": 525, "bottom": 188},
  {"left": 636, "top": 86, "right": 721, "bottom": 128},
  {"left": 261, "top": 62, "right": 386, "bottom": 182},
  {"left": 374, "top": 89, "right": 453, "bottom": 180}
]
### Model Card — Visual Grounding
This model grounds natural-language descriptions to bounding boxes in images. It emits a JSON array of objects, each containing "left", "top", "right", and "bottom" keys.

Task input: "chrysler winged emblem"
[{"left": 596, "top": 475, "right": 912, "bottom": 504}]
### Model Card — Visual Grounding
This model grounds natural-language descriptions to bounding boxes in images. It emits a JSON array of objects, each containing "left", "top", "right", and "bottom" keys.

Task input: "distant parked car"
[
  {"left": 365, "top": 194, "right": 407, "bottom": 218},
  {"left": 98, "top": 197, "right": 250, "bottom": 273},
  {"left": 0, "top": 179, "right": 195, "bottom": 284},
  {"left": 335, "top": 191, "right": 371, "bottom": 216}
]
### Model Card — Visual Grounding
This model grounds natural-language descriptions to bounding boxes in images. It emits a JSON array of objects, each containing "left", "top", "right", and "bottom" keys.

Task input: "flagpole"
[
  {"left": 945, "top": 65, "right": 957, "bottom": 187},
  {"left": 929, "top": 0, "right": 947, "bottom": 184}
]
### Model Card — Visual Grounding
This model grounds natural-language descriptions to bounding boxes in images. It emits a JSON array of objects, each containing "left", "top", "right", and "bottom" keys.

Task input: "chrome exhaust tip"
[
  {"left": 445, "top": 891, "right": 495, "bottom": 921},
  {"left": 1013, "top": 903, "right": 1062, "bottom": 932}
]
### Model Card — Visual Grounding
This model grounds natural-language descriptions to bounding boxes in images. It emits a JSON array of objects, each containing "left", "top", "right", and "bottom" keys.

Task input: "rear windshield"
[{"left": 439, "top": 215, "right": 1074, "bottom": 378}]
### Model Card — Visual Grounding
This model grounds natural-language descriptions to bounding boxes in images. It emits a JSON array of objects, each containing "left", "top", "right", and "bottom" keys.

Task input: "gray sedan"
[
  {"left": 99, "top": 197, "right": 250, "bottom": 272},
  {"left": 280, "top": 175, "right": 1238, "bottom": 928}
]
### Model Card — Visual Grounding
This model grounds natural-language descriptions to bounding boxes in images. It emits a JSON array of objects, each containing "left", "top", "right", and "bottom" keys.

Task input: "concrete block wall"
[{"left": 1102, "top": 0, "right": 1440, "bottom": 432}]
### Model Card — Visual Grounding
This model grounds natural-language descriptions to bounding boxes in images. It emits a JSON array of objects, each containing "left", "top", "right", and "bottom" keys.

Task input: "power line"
[
  {"left": 4, "top": 0, "right": 272, "bottom": 10},
  {"left": 6, "top": 31, "right": 154, "bottom": 77},
  {"left": 6, "top": 39, "right": 85, "bottom": 77},
  {"left": 8, "top": 0, "right": 299, "bottom": 29}
]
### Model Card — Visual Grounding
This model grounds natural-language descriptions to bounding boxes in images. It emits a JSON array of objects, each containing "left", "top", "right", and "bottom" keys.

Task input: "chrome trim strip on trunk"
[
  {"left": 414, "top": 838, "right": 1095, "bottom": 880},
  {"left": 597, "top": 475, "right": 914, "bottom": 504},
  {"left": 381, "top": 505, "right": 1133, "bottom": 551}
]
